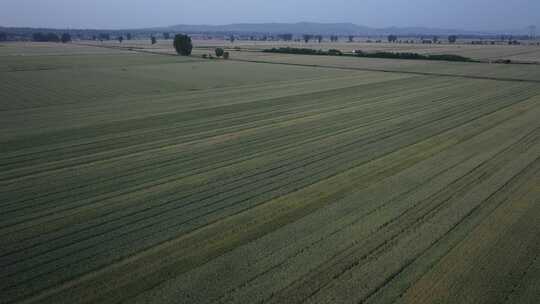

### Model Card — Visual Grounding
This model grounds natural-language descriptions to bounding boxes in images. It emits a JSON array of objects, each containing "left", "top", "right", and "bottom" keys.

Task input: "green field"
[
  {"left": 1, "top": 42, "right": 540, "bottom": 304},
  {"left": 92, "top": 38, "right": 540, "bottom": 63}
]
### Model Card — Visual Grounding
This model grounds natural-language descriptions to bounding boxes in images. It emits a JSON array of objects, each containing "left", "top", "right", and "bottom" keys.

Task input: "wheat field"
[{"left": 1, "top": 42, "right": 540, "bottom": 304}]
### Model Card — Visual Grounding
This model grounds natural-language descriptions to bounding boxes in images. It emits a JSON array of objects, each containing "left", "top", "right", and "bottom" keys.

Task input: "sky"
[{"left": 1, "top": 0, "right": 538, "bottom": 30}]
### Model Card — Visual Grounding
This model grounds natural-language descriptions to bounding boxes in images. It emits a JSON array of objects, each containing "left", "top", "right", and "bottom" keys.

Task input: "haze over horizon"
[{"left": 1, "top": 0, "right": 538, "bottom": 31}]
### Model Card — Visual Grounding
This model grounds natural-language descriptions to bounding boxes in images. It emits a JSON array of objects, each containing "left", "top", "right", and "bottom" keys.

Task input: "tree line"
[
  {"left": 31, "top": 32, "right": 72, "bottom": 43},
  {"left": 263, "top": 47, "right": 473, "bottom": 62}
]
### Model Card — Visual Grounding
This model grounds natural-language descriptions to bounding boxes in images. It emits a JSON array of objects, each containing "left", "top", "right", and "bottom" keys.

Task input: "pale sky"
[{"left": 1, "top": 0, "right": 538, "bottom": 30}]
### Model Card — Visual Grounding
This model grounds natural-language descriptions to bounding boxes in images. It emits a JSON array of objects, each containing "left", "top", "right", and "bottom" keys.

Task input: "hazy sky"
[{"left": 1, "top": 0, "right": 538, "bottom": 30}]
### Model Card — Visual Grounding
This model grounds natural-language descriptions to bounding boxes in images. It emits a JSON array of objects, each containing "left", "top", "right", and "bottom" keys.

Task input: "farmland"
[
  {"left": 90, "top": 38, "right": 540, "bottom": 63},
  {"left": 225, "top": 40, "right": 540, "bottom": 63},
  {"left": 1, "top": 42, "right": 540, "bottom": 304}
]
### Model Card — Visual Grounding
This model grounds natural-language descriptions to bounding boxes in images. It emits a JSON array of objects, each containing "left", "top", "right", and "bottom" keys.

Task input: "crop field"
[
  {"left": 192, "top": 39, "right": 540, "bottom": 63},
  {"left": 88, "top": 39, "right": 540, "bottom": 63},
  {"left": 226, "top": 50, "right": 540, "bottom": 82},
  {"left": 1, "top": 42, "right": 540, "bottom": 304}
]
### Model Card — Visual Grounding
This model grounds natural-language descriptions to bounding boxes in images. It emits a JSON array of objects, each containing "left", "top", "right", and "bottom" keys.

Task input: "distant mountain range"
[
  {"left": 162, "top": 22, "right": 532, "bottom": 36},
  {"left": 1, "top": 22, "right": 534, "bottom": 37}
]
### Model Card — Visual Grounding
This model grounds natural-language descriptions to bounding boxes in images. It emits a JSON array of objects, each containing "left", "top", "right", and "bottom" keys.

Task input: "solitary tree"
[
  {"left": 126, "top": 33, "right": 132, "bottom": 40},
  {"left": 0, "top": 32, "right": 7, "bottom": 41},
  {"left": 316, "top": 35, "right": 323, "bottom": 43},
  {"left": 223, "top": 51, "right": 230, "bottom": 59},
  {"left": 448, "top": 35, "right": 457, "bottom": 43},
  {"left": 151, "top": 36, "right": 157, "bottom": 44},
  {"left": 118, "top": 36, "right": 124, "bottom": 43},
  {"left": 348, "top": 35, "right": 354, "bottom": 42},
  {"left": 174, "top": 34, "right": 193, "bottom": 56},
  {"left": 387, "top": 35, "right": 398, "bottom": 43},
  {"left": 215, "top": 47, "right": 224, "bottom": 57},
  {"left": 433, "top": 36, "right": 439, "bottom": 43},
  {"left": 230, "top": 35, "right": 235, "bottom": 43},
  {"left": 163, "top": 32, "right": 170, "bottom": 40}
]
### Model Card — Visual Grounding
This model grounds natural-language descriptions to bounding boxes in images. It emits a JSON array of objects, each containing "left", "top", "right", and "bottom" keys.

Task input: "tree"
[
  {"left": 387, "top": 35, "right": 398, "bottom": 43},
  {"left": 278, "top": 34, "right": 293, "bottom": 41},
  {"left": 315, "top": 35, "right": 323, "bottom": 43},
  {"left": 0, "top": 32, "right": 7, "bottom": 41},
  {"left": 174, "top": 34, "right": 193, "bottom": 56},
  {"left": 118, "top": 36, "right": 123, "bottom": 43},
  {"left": 348, "top": 35, "right": 354, "bottom": 42},
  {"left": 126, "top": 33, "right": 132, "bottom": 40},
  {"left": 163, "top": 32, "right": 170, "bottom": 40},
  {"left": 448, "top": 35, "right": 457, "bottom": 43},
  {"left": 433, "top": 36, "right": 439, "bottom": 43},
  {"left": 47, "top": 33, "right": 60, "bottom": 42},
  {"left": 215, "top": 47, "right": 224, "bottom": 57},
  {"left": 61, "top": 33, "right": 72, "bottom": 43},
  {"left": 98, "top": 33, "right": 110, "bottom": 41},
  {"left": 302, "top": 34, "right": 313, "bottom": 43},
  {"left": 223, "top": 52, "right": 230, "bottom": 59},
  {"left": 229, "top": 35, "right": 235, "bottom": 43},
  {"left": 32, "top": 33, "right": 43, "bottom": 41},
  {"left": 33, "top": 32, "right": 60, "bottom": 42},
  {"left": 151, "top": 36, "right": 157, "bottom": 44}
]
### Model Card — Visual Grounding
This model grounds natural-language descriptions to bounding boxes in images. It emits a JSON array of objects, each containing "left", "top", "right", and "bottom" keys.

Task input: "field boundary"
[{"left": 229, "top": 57, "right": 540, "bottom": 84}]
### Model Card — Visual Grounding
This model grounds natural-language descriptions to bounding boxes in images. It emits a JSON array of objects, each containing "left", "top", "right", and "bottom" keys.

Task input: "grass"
[{"left": 1, "top": 42, "right": 540, "bottom": 304}]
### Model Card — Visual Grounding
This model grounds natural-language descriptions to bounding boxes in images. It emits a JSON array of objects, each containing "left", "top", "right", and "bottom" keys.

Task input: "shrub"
[
  {"left": 223, "top": 52, "right": 230, "bottom": 59},
  {"left": 493, "top": 59, "right": 512, "bottom": 64},
  {"left": 215, "top": 48, "right": 224, "bottom": 57},
  {"left": 327, "top": 49, "right": 343, "bottom": 56},
  {"left": 263, "top": 47, "right": 323, "bottom": 55}
]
